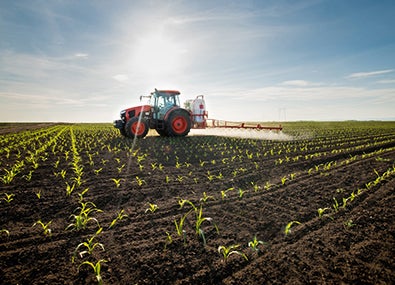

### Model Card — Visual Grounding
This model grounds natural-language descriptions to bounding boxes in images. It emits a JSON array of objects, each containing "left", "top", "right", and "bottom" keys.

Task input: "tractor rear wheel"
[
  {"left": 166, "top": 109, "right": 191, "bottom": 137},
  {"left": 156, "top": 128, "right": 168, "bottom": 137},
  {"left": 125, "top": 117, "right": 149, "bottom": 138}
]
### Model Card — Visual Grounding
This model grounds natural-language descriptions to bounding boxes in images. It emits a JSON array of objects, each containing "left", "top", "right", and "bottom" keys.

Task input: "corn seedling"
[
  {"left": 174, "top": 210, "right": 192, "bottom": 244},
  {"left": 317, "top": 207, "right": 330, "bottom": 218},
  {"left": 200, "top": 192, "right": 215, "bottom": 203},
  {"left": 164, "top": 231, "right": 173, "bottom": 251},
  {"left": 332, "top": 197, "right": 339, "bottom": 212},
  {"left": 32, "top": 220, "right": 52, "bottom": 237},
  {"left": 66, "top": 202, "right": 102, "bottom": 231},
  {"left": 238, "top": 188, "right": 247, "bottom": 198},
  {"left": 178, "top": 199, "right": 197, "bottom": 212},
  {"left": 220, "top": 187, "right": 234, "bottom": 200},
  {"left": 35, "top": 189, "right": 42, "bottom": 199},
  {"left": 145, "top": 203, "right": 159, "bottom": 213},
  {"left": 73, "top": 228, "right": 104, "bottom": 262},
  {"left": 94, "top": 168, "right": 103, "bottom": 175},
  {"left": 1, "top": 229, "right": 10, "bottom": 237},
  {"left": 284, "top": 220, "right": 301, "bottom": 235},
  {"left": 65, "top": 182, "right": 76, "bottom": 196},
  {"left": 248, "top": 235, "right": 265, "bottom": 252},
  {"left": 218, "top": 245, "right": 248, "bottom": 263},
  {"left": 344, "top": 219, "right": 355, "bottom": 228},
  {"left": 109, "top": 209, "right": 128, "bottom": 229},
  {"left": 78, "top": 259, "right": 107, "bottom": 285},
  {"left": 135, "top": 176, "right": 145, "bottom": 186},
  {"left": 264, "top": 181, "right": 273, "bottom": 191},
  {"left": 1, "top": 193, "right": 15, "bottom": 203},
  {"left": 111, "top": 178, "right": 122, "bottom": 188},
  {"left": 195, "top": 205, "right": 218, "bottom": 246}
]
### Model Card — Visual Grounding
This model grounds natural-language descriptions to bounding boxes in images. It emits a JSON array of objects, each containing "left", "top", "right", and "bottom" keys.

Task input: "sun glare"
[{"left": 131, "top": 34, "right": 186, "bottom": 76}]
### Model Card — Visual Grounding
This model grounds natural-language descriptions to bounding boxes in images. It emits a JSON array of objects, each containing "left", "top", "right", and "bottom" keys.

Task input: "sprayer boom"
[{"left": 210, "top": 120, "right": 282, "bottom": 131}]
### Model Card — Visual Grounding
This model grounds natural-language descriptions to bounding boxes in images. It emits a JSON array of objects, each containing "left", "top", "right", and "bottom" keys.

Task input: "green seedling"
[
  {"left": 135, "top": 176, "right": 145, "bottom": 186},
  {"left": 164, "top": 231, "right": 173, "bottom": 251},
  {"left": 1, "top": 229, "right": 10, "bottom": 237},
  {"left": 344, "top": 219, "right": 355, "bottom": 228},
  {"left": 200, "top": 192, "right": 215, "bottom": 203},
  {"left": 195, "top": 206, "right": 218, "bottom": 246},
  {"left": 78, "top": 259, "right": 107, "bottom": 285},
  {"left": 145, "top": 203, "right": 158, "bottom": 213},
  {"left": 65, "top": 182, "right": 75, "bottom": 196},
  {"left": 109, "top": 209, "right": 128, "bottom": 229},
  {"left": 111, "top": 178, "right": 122, "bottom": 188},
  {"left": 220, "top": 187, "right": 234, "bottom": 200},
  {"left": 248, "top": 235, "right": 265, "bottom": 252},
  {"left": 218, "top": 244, "right": 248, "bottom": 263},
  {"left": 35, "top": 189, "right": 42, "bottom": 199},
  {"left": 73, "top": 228, "right": 104, "bottom": 262},
  {"left": 317, "top": 207, "right": 330, "bottom": 218},
  {"left": 66, "top": 202, "right": 102, "bottom": 231},
  {"left": 174, "top": 210, "right": 192, "bottom": 244},
  {"left": 2, "top": 193, "right": 15, "bottom": 203},
  {"left": 33, "top": 220, "right": 52, "bottom": 237},
  {"left": 284, "top": 220, "right": 301, "bottom": 235}
]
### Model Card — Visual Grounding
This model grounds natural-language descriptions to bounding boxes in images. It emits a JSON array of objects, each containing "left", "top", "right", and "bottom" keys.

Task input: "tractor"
[{"left": 114, "top": 89, "right": 207, "bottom": 138}]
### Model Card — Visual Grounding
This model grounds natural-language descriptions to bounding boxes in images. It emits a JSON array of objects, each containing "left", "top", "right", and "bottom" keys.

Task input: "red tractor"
[{"left": 114, "top": 89, "right": 207, "bottom": 138}]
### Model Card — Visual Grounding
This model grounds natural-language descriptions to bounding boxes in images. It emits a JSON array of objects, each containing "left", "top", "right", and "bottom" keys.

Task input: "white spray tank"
[
  {"left": 184, "top": 95, "right": 207, "bottom": 128},
  {"left": 192, "top": 95, "right": 206, "bottom": 125}
]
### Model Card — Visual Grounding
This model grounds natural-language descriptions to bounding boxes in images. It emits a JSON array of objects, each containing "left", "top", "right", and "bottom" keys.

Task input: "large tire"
[
  {"left": 119, "top": 128, "right": 127, "bottom": 137},
  {"left": 125, "top": 117, "right": 149, "bottom": 138},
  {"left": 156, "top": 128, "right": 168, "bottom": 137},
  {"left": 166, "top": 109, "right": 191, "bottom": 137}
]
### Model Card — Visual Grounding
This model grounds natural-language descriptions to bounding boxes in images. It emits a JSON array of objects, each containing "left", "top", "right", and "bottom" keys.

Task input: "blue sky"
[{"left": 1, "top": 0, "right": 394, "bottom": 122}]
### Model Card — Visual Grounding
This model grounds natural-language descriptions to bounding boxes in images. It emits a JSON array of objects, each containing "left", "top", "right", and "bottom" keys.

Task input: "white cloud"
[
  {"left": 74, "top": 53, "right": 89, "bottom": 58},
  {"left": 281, "top": 80, "right": 319, "bottom": 87},
  {"left": 346, "top": 69, "right": 394, "bottom": 79},
  {"left": 377, "top": 79, "right": 395, "bottom": 84},
  {"left": 112, "top": 74, "right": 129, "bottom": 82}
]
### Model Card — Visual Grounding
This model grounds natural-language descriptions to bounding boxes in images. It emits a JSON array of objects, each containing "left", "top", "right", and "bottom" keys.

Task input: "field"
[{"left": 1, "top": 121, "right": 394, "bottom": 284}]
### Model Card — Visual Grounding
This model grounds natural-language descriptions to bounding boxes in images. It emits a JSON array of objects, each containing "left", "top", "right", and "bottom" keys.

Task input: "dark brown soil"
[{"left": 0, "top": 123, "right": 394, "bottom": 284}]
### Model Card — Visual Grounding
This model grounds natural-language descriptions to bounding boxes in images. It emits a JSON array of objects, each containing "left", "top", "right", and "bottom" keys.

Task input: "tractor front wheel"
[
  {"left": 125, "top": 117, "right": 149, "bottom": 138},
  {"left": 167, "top": 110, "right": 191, "bottom": 137}
]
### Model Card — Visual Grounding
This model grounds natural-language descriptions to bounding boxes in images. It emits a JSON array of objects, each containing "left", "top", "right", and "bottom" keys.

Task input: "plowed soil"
[{"left": 0, "top": 123, "right": 394, "bottom": 284}]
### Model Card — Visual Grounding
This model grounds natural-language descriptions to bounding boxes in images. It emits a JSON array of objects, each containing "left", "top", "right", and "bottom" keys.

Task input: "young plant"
[
  {"left": 317, "top": 207, "right": 330, "bottom": 218},
  {"left": 164, "top": 231, "right": 173, "bottom": 251},
  {"left": 35, "top": 189, "right": 42, "bottom": 199},
  {"left": 174, "top": 210, "right": 192, "bottom": 244},
  {"left": 73, "top": 228, "right": 104, "bottom": 262},
  {"left": 145, "top": 203, "right": 159, "bottom": 213},
  {"left": 1, "top": 229, "right": 10, "bottom": 237},
  {"left": 238, "top": 188, "right": 247, "bottom": 199},
  {"left": 109, "top": 209, "right": 128, "bottom": 229},
  {"left": 218, "top": 244, "right": 248, "bottom": 263},
  {"left": 66, "top": 202, "right": 102, "bottom": 231},
  {"left": 1, "top": 193, "right": 15, "bottom": 203},
  {"left": 32, "top": 220, "right": 52, "bottom": 237},
  {"left": 111, "top": 178, "right": 122, "bottom": 188},
  {"left": 220, "top": 187, "right": 234, "bottom": 200},
  {"left": 284, "top": 220, "right": 301, "bottom": 235},
  {"left": 78, "top": 259, "right": 107, "bottom": 285},
  {"left": 135, "top": 176, "right": 146, "bottom": 186},
  {"left": 200, "top": 192, "right": 215, "bottom": 203},
  {"left": 195, "top": 206, "right": 218, "bottom": 246},
  {"left": 248, "top": 235, "right": 265, "bottom": 252}
]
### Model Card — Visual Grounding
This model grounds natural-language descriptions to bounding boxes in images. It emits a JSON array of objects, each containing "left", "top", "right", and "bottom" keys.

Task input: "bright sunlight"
[{"left": 131, "top": 33, "right": 187, "bottom": 76}]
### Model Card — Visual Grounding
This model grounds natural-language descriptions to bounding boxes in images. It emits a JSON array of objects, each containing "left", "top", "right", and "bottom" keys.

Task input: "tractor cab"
[{"left": 151, "top": 90, "right": 181, "bottom": 120}]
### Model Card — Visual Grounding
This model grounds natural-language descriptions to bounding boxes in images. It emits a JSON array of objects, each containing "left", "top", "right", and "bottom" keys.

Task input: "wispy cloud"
[
  {"left": 377, "top": 79, "right": 395, "bottom": 84},
  {"left": 346, "top": 69, "right": 393, "bottom": 79},
  {"left": 112, "top": 74, "right": 129, "bottom": 82},
  {"left": 281, "top": 80, "right": 321, "bottom": 87}
]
